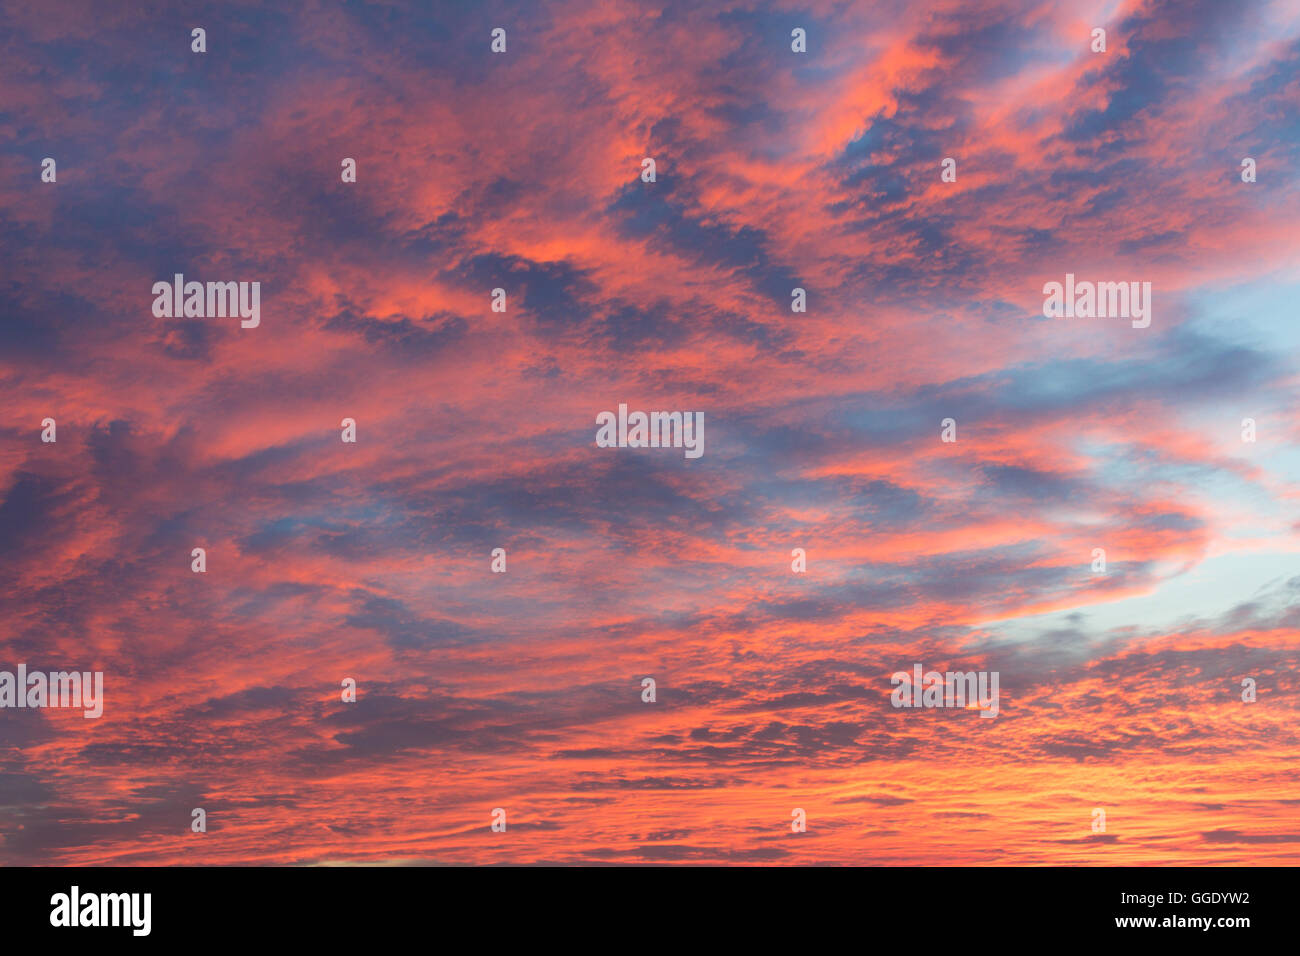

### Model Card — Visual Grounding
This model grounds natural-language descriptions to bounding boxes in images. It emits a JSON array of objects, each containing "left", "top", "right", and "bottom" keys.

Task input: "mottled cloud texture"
[{"left": 1, "top": 0, "right": 1298, "bottom": 864}]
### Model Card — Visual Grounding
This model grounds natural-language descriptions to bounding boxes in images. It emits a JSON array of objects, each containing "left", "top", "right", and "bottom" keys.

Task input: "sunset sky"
[{"left": 1, "top": 0, "right": 1298, "bottom": 865}]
